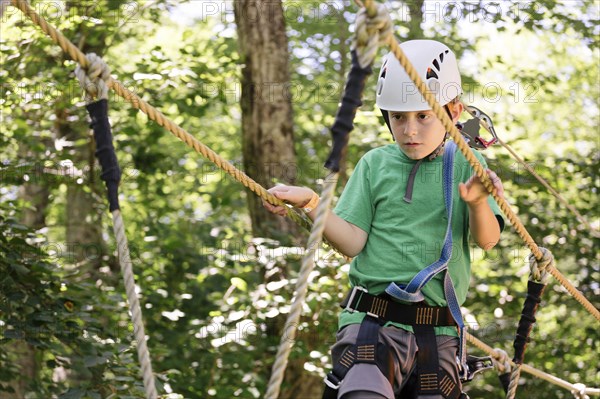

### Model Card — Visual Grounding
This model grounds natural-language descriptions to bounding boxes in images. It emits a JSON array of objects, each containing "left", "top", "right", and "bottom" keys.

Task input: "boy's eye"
[
  {"left": 418, "top": 113, "right": 430, "bottom": 120},
  {"left": 391, "top": 113, "right": 404, "bottom": 120}
]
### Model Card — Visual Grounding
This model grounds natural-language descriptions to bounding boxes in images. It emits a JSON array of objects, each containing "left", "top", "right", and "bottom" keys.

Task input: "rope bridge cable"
[
  {"left": 466, "top": 333, "right": 600, "bottom": 397},
  {"left": 463, "top": 107, "right": 600, "bottom": 239},
  {"left": 7, "top": 0, "right": 319, "bottom": 239},
  {"left": 359, "top": 0, "right": 600, "bottom": 323}
]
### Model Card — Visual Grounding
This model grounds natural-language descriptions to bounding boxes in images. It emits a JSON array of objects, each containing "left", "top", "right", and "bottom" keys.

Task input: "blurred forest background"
[{"left": 0, "top": 0, "right": 598, "bottom": 398}]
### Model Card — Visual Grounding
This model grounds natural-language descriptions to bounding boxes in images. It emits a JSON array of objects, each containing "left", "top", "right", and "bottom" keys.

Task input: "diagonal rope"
[
  {"left": 463, "top": 107, "right": 600, "bottom": 239},
  {"left": 359, "top": 0, "right": 600, "bottom": 322},
  {"left": 8, "top": 0, "right": 314, "bottom": 236},
  {"left": 264, "top": 174, "right": 338, "bottom": 399}
]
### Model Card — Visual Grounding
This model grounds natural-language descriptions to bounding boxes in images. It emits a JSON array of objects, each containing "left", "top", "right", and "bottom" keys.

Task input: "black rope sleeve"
[
  {"left": 86, "top": 99, "right": 121, "bottom": 211},
  {"left": 498, "top": 372, "right": 511, "bottom": 393},
  {"left": 324, "top": 50, "right": 373, "bottom": 172},
  {"left": 512, "top": 280, "right": 546, "bottom": 365}
]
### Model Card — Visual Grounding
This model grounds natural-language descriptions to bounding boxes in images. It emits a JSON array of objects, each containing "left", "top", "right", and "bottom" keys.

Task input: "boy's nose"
[{"left": 404, "top": 120, "right": 418, "bottom": 136}]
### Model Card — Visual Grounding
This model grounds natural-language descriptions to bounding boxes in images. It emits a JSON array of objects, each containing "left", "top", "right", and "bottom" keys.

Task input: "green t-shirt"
[{"left": 334, "top": 143, "right": 504, "bottom": 336}]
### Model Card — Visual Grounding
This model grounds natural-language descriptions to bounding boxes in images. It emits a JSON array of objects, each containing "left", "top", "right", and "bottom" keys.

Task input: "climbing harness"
[{"left": 323, "top": 141, "right": 483, "bottom": 399}]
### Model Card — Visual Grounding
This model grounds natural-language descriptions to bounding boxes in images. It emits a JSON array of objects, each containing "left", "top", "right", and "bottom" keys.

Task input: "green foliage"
[
  {"left": 0, "top": 201, "right": 152, "bottom": 397},
  {"left": 1, "top": 0, "right": 598, "bottom": 398}
]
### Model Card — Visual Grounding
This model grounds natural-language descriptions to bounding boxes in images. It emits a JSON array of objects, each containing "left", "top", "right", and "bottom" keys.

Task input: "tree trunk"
[
  {"left": 235, "top": 2, "right": 322, "bottom": 398},
  {"left": 234, "top": 0, "right": 301, "bottom": 244}
]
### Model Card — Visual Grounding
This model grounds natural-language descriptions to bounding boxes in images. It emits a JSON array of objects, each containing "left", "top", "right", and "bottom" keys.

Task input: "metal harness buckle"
[
  {"left": 324, "top": 373, "right": 341, "bottom": 390},
  {"left": 344, "top": 286, "right": 368, "bottom": 313}
]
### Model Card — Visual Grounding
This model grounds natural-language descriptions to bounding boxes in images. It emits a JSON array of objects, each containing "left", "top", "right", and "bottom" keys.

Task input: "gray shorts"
[{"left": 331, "top": 324, "right": 461, "bottom": 399}]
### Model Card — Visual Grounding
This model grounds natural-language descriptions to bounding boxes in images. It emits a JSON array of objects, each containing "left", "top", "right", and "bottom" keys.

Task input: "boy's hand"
[
  {"left": 262, "top": 185, "right": 315, "bottom": 217},
  {"left": 459, "top": 169, "right": 504, "bottom": 206}
]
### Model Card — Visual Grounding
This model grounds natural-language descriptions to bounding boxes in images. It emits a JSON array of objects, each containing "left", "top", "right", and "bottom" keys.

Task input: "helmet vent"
[
  {"left": 379, "top": 59, "right": 388, "bottom": 78},
  {"left": 426, "top": 67, "right": 439, "bottom": 80},
  {"left": 433, "top": 59, "right": 440, "bottom": 71}
]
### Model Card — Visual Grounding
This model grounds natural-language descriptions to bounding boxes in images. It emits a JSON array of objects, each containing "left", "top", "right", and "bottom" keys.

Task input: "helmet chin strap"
[{"left": 381, "top": 105, "right": 456, "bottom": 203}]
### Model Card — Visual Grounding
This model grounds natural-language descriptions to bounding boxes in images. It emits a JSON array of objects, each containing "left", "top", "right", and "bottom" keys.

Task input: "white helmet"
[{"left": 376, "top": 40, "right": 462, "bottom": 112}]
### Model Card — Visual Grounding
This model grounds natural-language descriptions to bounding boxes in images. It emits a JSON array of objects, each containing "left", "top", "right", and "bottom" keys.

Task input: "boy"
[{"left": 263, "top": 40, "right": 504, "bottom": 399}]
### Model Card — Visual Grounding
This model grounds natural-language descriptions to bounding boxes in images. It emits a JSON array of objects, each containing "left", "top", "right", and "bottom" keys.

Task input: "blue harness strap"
[{"left": 384, "top": 140, "right": 468, "bottom": 374}]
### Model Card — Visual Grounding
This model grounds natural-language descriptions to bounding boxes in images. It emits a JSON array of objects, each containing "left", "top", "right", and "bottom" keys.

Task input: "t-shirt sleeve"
[
  {"left": 333, "top": 156, "right": 373, "bottom": 234},
  {"left": 474, "top": 151, "right": 505, "bottom": 232}
]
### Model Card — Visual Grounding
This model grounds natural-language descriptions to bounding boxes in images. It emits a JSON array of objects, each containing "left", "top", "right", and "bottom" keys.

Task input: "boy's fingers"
[{"left": 458, "top": 182, "right": 468, "bottom": 199}]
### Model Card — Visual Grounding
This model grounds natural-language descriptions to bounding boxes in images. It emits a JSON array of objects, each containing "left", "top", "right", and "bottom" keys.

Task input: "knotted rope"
[
  {"left": 353, "top": 1, "right": 393, "bottom": 68},
  {"left": 75, "top": 53, "right": 111, "bottom": 102},
  {"left": 573, "top": 383, "right": 592, "bottom": 399},
  {"left": 492, "top": 348, "right": 512, "bottom": 375},
  {"left": 8, "top": 0, "right": 314, "bottom": 240},
  {"left": 529, "top": 246, "right": 554, "bottom": 285}
]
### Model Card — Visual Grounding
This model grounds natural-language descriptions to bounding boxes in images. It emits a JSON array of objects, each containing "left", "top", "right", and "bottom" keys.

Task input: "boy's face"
[{"left": 389, "top": 102, "right": 463, "bottom": 160}]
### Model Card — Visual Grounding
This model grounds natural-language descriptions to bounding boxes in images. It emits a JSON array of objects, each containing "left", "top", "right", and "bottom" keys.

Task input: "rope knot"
[
  {"left": 572, "top": 383, "right": 590, "bottom": 399},
  {"left": 75, "top": 53, "right": 111, "bottom": 102},
  {"left": 491, "top": 348, "right": 511, "bottom": 374},
  {"left": 353, "top": 2, "right": 393, "bottom": 68},
  {"left": 528, "top": 246, "right": 554, "bottom": 284}
]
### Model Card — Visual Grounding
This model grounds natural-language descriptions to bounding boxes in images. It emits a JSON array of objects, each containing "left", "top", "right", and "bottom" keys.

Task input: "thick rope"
[
  {"left": 265, "top": 175, "right": 338, "bottom": 399},
  {"left": 9, "top": 0, "right": 312, "bottom": 236},
  {"left": 112, "top": 210, "right": 157, "bottom": 399},
  {"left": 463, "top": 107, "right": 600, "bottom": 238},
  {"left": 353, "top": 2, "right": 392, "bottom": 68},
  {"left": 74, "top": 53, "right": 111, "bottom": 102},
  {"left": 529, "top": 247, "right": 554, "bottom": 284},
  {"left": 492, "top": 348, "right": 512, "bottom": 375},
  {"left": 359, "top": 0, "right": 600, "bottom": 322},
  {"left": 467, "top": 333, "right": 600, "bottom": 396},
  {"left": 505, "top": 366, "right": 521, "bottom": 399},
  {"left": 573, "top": 383, "right": 592, "bottom": 399}
]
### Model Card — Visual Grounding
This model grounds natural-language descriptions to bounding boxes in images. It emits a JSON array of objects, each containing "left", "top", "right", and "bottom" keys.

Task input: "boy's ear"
[{"left": 449, "top": 101, "right": 464, "bottom": 122}]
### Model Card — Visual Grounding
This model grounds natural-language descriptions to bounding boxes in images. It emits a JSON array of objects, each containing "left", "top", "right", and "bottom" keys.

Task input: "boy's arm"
[
  {"left": 459, "top": 169, "right": 503, "bottom": 250},
  {"left": 263, "top": 185, "right": 368, "bottom": 257}
]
